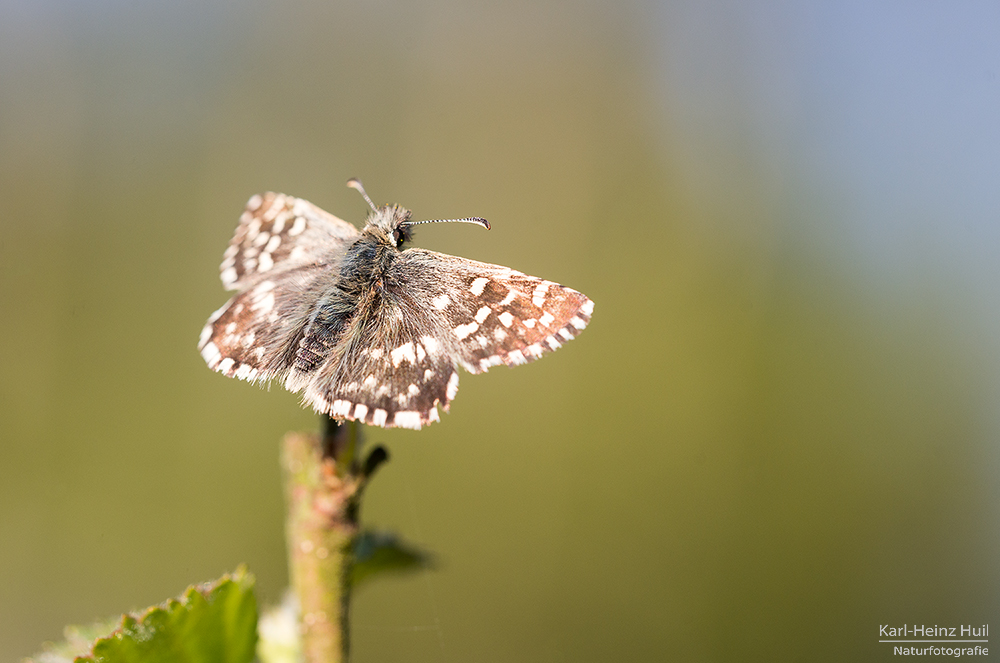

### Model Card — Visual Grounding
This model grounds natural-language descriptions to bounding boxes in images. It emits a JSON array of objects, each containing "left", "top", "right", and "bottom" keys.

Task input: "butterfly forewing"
[
  {"left": 220, "top": 192, "right": 359, "bottom": 290},
  {"left": 390, "top": 249, "right": 594, "bottom": 375}
]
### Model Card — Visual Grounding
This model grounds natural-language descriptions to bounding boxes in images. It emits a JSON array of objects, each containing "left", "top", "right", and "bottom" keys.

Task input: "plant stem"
[{"left": 282, "top": 418, "right": 362, "bottom": 663}]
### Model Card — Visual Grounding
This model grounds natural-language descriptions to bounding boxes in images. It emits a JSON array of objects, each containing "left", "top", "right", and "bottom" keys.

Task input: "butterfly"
[{"left": 198, "top": 180, "right": 594, "bottom": 429}]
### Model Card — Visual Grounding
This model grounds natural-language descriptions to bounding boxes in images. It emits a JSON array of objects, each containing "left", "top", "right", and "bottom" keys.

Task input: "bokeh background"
[{"left": 2, "top": 1, "right": 999, "bottom": 660}]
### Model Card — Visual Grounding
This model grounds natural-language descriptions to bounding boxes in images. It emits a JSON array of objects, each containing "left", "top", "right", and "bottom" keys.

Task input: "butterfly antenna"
[
  {"left": 346, "top": 178, "right": 378, "bottom": 213},
  {"left": 403, "top": 217, "right": 491, "bottom": 231}
]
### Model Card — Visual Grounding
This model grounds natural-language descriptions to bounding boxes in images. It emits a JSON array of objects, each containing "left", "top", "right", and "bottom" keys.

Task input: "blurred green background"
[{"left": 2, "top": 1, "right": 998, "bottom": 660}]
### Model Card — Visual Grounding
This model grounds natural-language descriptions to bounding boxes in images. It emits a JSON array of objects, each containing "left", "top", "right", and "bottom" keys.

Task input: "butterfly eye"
[{"left": 392, "top": 225, "right": 413, "bottom": 248}]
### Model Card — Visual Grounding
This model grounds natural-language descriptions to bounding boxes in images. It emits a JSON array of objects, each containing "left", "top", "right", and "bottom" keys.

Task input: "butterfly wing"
[
  {"left": 394, "top": 249, "right": 595, "bottom": 374},
  {"left": 199, "top": 193, "right": 361, "bottom": 383},
  {"left": 220, "top": 192, "right": 359, "bottom": 290},
  {"left": 299, "top": 248, "right": 594, "bottom": 429},
  {"left": 199, "top": 268, "right": 334, "bottom": 384}
]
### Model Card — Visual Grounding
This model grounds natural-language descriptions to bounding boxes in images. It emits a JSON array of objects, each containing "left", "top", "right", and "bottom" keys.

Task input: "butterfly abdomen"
[{"left": 292, "top": 295, "right": 354, "bottom": 373}]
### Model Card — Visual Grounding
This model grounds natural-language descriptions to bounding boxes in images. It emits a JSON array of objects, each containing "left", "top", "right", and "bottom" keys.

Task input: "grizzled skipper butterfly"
[{"left": 199, "top": 180, "right": 594, "bottom": 429}]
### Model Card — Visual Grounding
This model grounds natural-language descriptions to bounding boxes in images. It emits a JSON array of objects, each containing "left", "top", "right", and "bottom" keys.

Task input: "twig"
[{"left": 282, "top": 417, "right": 362, "bottom": 662}]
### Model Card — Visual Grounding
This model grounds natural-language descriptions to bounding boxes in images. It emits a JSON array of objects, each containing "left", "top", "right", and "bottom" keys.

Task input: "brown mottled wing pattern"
[
  {"left": 298, "top": 248, "right": 594, "bottom": 429},
  {"left": 198, "top": 193, "right": 359, "bottom": 383},
  {"left": 219, "top": 192, "right": 358, "bottom": 290}
]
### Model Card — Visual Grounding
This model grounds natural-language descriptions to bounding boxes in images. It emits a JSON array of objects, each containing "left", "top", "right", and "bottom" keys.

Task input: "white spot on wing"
[
  {"left": 570, "top": 316, "right": 587, "bottom": 330},
  {"left": 507, "top": 349, "right": 526, "bottom": 365},
  {"left": 453, "top": 321, "right": 479, "bottom": 340},
  {"left": 479, "top": 355, "right": 503, "bottom": 370},
  {"left": 258, "top": 252, "right": 274, "bottom": 272},
  {"left": 354, "top": 404, "right": 368, "bottom": 420},
  {"left": 532, "top": 281, "right": 551, "bottom": 307},
  {"left": 469, "top": 277, "right": 489, "bottom": 296},
  {"left": 432, "top": 294, "right": 451, "bottom": 310},
  {"left": 248, "top": 281, "right": 275, "bottom": 312},
  {"left": 247, "top": 194, "right": 263, "bottom": 211},
  {"left": 391, "top": 342, "right": 416, "bottom": 366},
  {"left": 499, "top": 290, "right": 516, "bottom": 306},
  {"left": 262, "top": 196, "right": 284, "bottom": 221},
  {"left": 394, "top": 411, "right": 422, "bottom": 429},
  {"left": 580, "top": 299, "right": 595, "bottom": 316},
  {"left": 420, "top": 335, "right": 441, "bottom": 354},
  {"left": 475, "top": 306, "right": 491, "bottom": 323},
  {"left": 221, "top": 267, "right": 238, "bottom": 286},
  {"left": 523, "top": 318, "right": 536, "bottom": 328},
  {"left": 218, "top": 358, "right": 235, "bottom": 374},
  {"left": 498, "top": 311, "right": 514, "bottom": 328},
  {"left": 265, "top": 234, "right": 282, "bottom": 253},
  {"left": 446, "top": 372, "right": 459, "bottom": 400},
  {"left": 372, "top": 408, "right": 388, "bottom": 427},
  {"left": 201, "top": 341, "right": 221, "bottom": 366},
  {"left": 291, "top": 199, "right": 311, "bottom": 216},
  {"left": 252, "top": 291, "right": 275, "bottom": 313},
  {"left": 424, "top": 369, "right": 435, "bottom": 380},
  {"left": 288, "top": 216, "right": 307, "bottom": 236},
  {"left": 539, "top": 312, "right": 555, "bottom": 327}
]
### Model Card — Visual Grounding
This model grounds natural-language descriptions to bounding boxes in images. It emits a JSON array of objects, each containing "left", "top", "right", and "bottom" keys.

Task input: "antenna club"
[{"left": 346, "top": 178, "right": 378, "bottom": 212}]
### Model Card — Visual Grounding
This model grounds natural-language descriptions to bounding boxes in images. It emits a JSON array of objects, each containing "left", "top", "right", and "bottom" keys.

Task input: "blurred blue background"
[{"left": 2, "top": 1, "right": 998, "bottom": 660}]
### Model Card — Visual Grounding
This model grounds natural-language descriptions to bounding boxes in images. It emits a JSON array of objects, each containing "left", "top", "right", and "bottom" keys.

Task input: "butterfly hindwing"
[
  {"left": 199, "top": 266, "right": 332, "bottom": 383},
  {"left": 300, "top": 288, "right": 458, "bottom": 429}
]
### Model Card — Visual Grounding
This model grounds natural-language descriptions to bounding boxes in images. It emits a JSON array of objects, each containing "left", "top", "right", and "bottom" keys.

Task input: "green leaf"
[
  {"left": 26, "top": 567, "right": 257, "bottom": 663},
  {"left": 351, "top": 530, "right": 435, "bottom": 587}
]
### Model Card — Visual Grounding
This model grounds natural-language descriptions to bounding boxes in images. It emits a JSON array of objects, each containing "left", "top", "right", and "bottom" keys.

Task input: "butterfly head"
[
  {"left": 348, "top": 178, "right": 490, "bottom": 252},
  {"left": 365, "top": 204, "right": 415, "bottom": 250}
]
